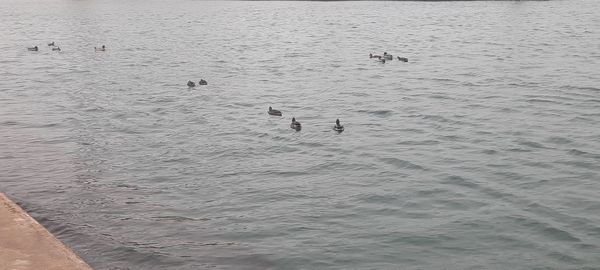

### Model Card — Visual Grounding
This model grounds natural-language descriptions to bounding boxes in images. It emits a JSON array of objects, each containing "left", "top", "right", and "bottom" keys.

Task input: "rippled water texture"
[{"left": 1, "top": 0, "right": 600, "bottom": 269}]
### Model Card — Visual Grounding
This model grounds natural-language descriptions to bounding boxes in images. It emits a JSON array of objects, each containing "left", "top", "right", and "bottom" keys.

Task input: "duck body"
[
  {"left": 187, "top": 80, "right": 196, "bottom": 87},
  {"left": 95, "top": 45, "right": 106, "bottom": 51},
  {"left": 47, "top": 42, "right": 54, "bottom": 46},
  {"left": 27, "top": 46, "right": 38, "bottom": 51},
  {"left": 290, "top": 118, "right": 301, "bottom": 131},
  {"left": 268, "top": 107, "right": 282, "bottom": 116},
  {"left": 397, "top": 56, "right": 408, "bottom": 62},
  {"left": 383, "top": 52, "right": 393, "bottom": 60},
  {"left": 291, "top": 122, "right": 301, "bottom": 130},
  {"left": 52, "top": 46, "right": 61, "bottom": 51},
  {"left": 370, "top": 53, "right": 382, "bottom": 59},
  {"left": 199, "top": 79, "right": 207, "bottom": 85},
  {"left": 333, "top": 119, "right": 344, "bottom": 132}
]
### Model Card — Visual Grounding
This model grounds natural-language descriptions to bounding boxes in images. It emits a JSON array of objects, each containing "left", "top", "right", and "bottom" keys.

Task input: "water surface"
[{"left": 1, "top": 0, "right": 599, "bottom": 269}]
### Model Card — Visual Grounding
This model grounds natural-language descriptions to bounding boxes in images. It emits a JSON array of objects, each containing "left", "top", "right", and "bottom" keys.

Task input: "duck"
[
  {"left": 27, "top": 46, "right": 38, "bottom": 51},
  {"left": 52, "top": 46, "right": 61, "bottom": 51},
  {"left": 198, "top": 79, "right": 207, "bottom": 85},
  {"left": 268, "top": 106, "right": 282, "bottom": 116},
  {"left": 290, "top": 117, "right": 301, "bottom": 131},
  {"left": 333, "top": 119, "right": 344, "bottom": 132},
  {"left": 397, "top": 56, "right": 408, "bottom": 62},
  {"left": 369, "top": 53, "right": 382, "bottom": 59},
  {"left": 187, "top": 80, "right": 196, "bottom": 87},
  {"left": 383, "top": 52, "right": 393, "bottom": 60},
  {"left": 47, "top": 42, "right": 55, "bottom": 46},
  {"left": 94, "top": 45, "right": 106, "bottom": 51}
]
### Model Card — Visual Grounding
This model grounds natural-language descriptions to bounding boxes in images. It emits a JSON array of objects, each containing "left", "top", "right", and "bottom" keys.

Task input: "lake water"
[{"left": 1, "top": 0, "right": 599, "bottom": 269}]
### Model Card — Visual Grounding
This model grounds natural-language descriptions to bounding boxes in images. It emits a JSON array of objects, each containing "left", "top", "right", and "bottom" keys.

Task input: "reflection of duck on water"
[
  {"left": 268, "top": 106, "right": 282, "bottom": 116},
  {"left": 290, "top": 117, "right": 301, "bottom": 131},
  {"left": 333, "top": 119, "right": 344, "bottom": 132}
]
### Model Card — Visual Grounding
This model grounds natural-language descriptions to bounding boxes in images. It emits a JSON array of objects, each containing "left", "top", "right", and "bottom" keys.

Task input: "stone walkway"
[{"left": 0, "top": 193, "right": 93, "bottom": 270}]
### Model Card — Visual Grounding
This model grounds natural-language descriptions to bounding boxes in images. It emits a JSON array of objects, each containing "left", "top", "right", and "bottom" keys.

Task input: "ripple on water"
[
  {"left": 356, "top": 109, "right": 394, "bottom": 117},
  {"left": 2, "top": 1, "right": 600, "bottom": 270},
  {"left": 378, "top": 157, "right": 427, "bottom": 171}
]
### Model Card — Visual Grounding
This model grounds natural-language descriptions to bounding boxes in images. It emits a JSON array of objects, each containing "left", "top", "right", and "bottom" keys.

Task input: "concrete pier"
[{"left": 0, "top": 193, "right": 93, "bottom": 270}]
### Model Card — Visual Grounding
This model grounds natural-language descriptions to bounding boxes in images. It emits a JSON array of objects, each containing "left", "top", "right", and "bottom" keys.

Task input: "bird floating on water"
[
  {"left": 290, "top": 117, "right": 301, "bottom": 131},
  {"left": 94, "top": 45, "right": 106, "bottom": 51},
  {"left": 187, "top": 80, "right": 196, "bottom": 87},
  {"left": 268, "top": 106, "right": 282, "bottom": 116},
  {"left": 199, "top": 79, "right": 207, "bottom": 85},
  {"left": 397, "top": 56, "right": 408, "bottom": 62},
  {"left": 27, "top": 46, "right": 38, "bottom": 51},
  {"left": 333, "top": 119, "right": 344, "bottom": 132},
  {"left": 47, "top": 42, "right": 55, "bottom": 46},
  {"left": 52, "top": 46, "right": 61, "bottom": 51}
]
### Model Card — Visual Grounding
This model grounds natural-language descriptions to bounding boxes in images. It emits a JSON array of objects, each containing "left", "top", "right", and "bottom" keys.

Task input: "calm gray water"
[{"left": 1, "top": 0, "right": 600, "bottom": 269}]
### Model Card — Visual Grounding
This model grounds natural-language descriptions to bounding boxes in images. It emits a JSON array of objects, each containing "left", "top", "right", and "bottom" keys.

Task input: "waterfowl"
[
  {"left": 397, "top": 56, "right": 408, "bottom": 62},
  {"left": 187, "top": 80, "right": 196, "bottom": 87},
  {"left": 199, "top": 79, "right": 207, "bottom": 85},
  {"left": 383, "top": 52, "right": 393, "bottom": 60},
  {"left": 47, "top": 42, "right": 54, "bottom": 46},
  {"left": 290, "top": 117, "right": 301, "bottom": 131},
  {"left": 333, "top": 119, "right": 344, "bottom": 132},
  {"left": 369, "top": 53, "right": 382, "bottom": 59},
  {"left": 27, "top": 46, "right": 38, "bottom": 51},
  {"left": 378, "top": 58, "right": 386, "bottom": 63},
  {"left": 52, "top": 46, "right": 61, "bottom": 51},
  {"left": 94, "top": 45, "right": 106, "bottom": 51},
  {"left": 268, "top": 106, "right": 282, "bottom": 116}
]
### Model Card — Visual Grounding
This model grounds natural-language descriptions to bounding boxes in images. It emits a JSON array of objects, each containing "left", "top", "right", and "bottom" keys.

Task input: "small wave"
[
  {"left": 545, "top": 136, "right": 572, "bottom": 145},
  {"left": 558, "top": 160, "right": 598, "bottom": 170},
  {"left": 355, "top": 193, "right": 402, "bottom": 204},
  {"left": 116, "top": 184, "right": 139, "bottom": 189},
  {"left": 357, "top": 109, "right": 393, "bottom": 117},
  {"left": 397, "top": 140, "right": 439, "bottom": 146},
  {"left": 379, "top": 157, "right": 426, "bottom": 171},
  {"left": 151, "top": 215, "right": 198, "bottom": 222},
  {"left": 561, "top": 85, "right": 599, "bottom": 92},
  {"left": 526, "top": 98, "right": 563, "bottom": 104},
  {"left": 441, "top": 175, "right": 479, "bottom": 189},
  {"left": 297, "top": 141, "right": 325, "bottom": 148},
  {"left": 567, "top": 149, "right": 600, "bottom": 160},
  {"left": 162, "top": 157, "right": 191, "bottom": 163},
  {"left": 517, "top": 140, "right": 547, "bottom": 149},
  {"left": 421, "top": 114, "right": 450, "bottom": 122},
  {"left": 507, "top": 214, "right": 581, "bottom": 242},
  {"left": 272, "top": 170, "right": 309, "bottom": 177},
  {"left": 428, "top": 94, "right": 454, "bottom": 100},
  {"left": 1, "top": 120, "right": 20, "bottom": 126},
  {"left": 481, "top": 149, "right": 498, "bottom": 155}
]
